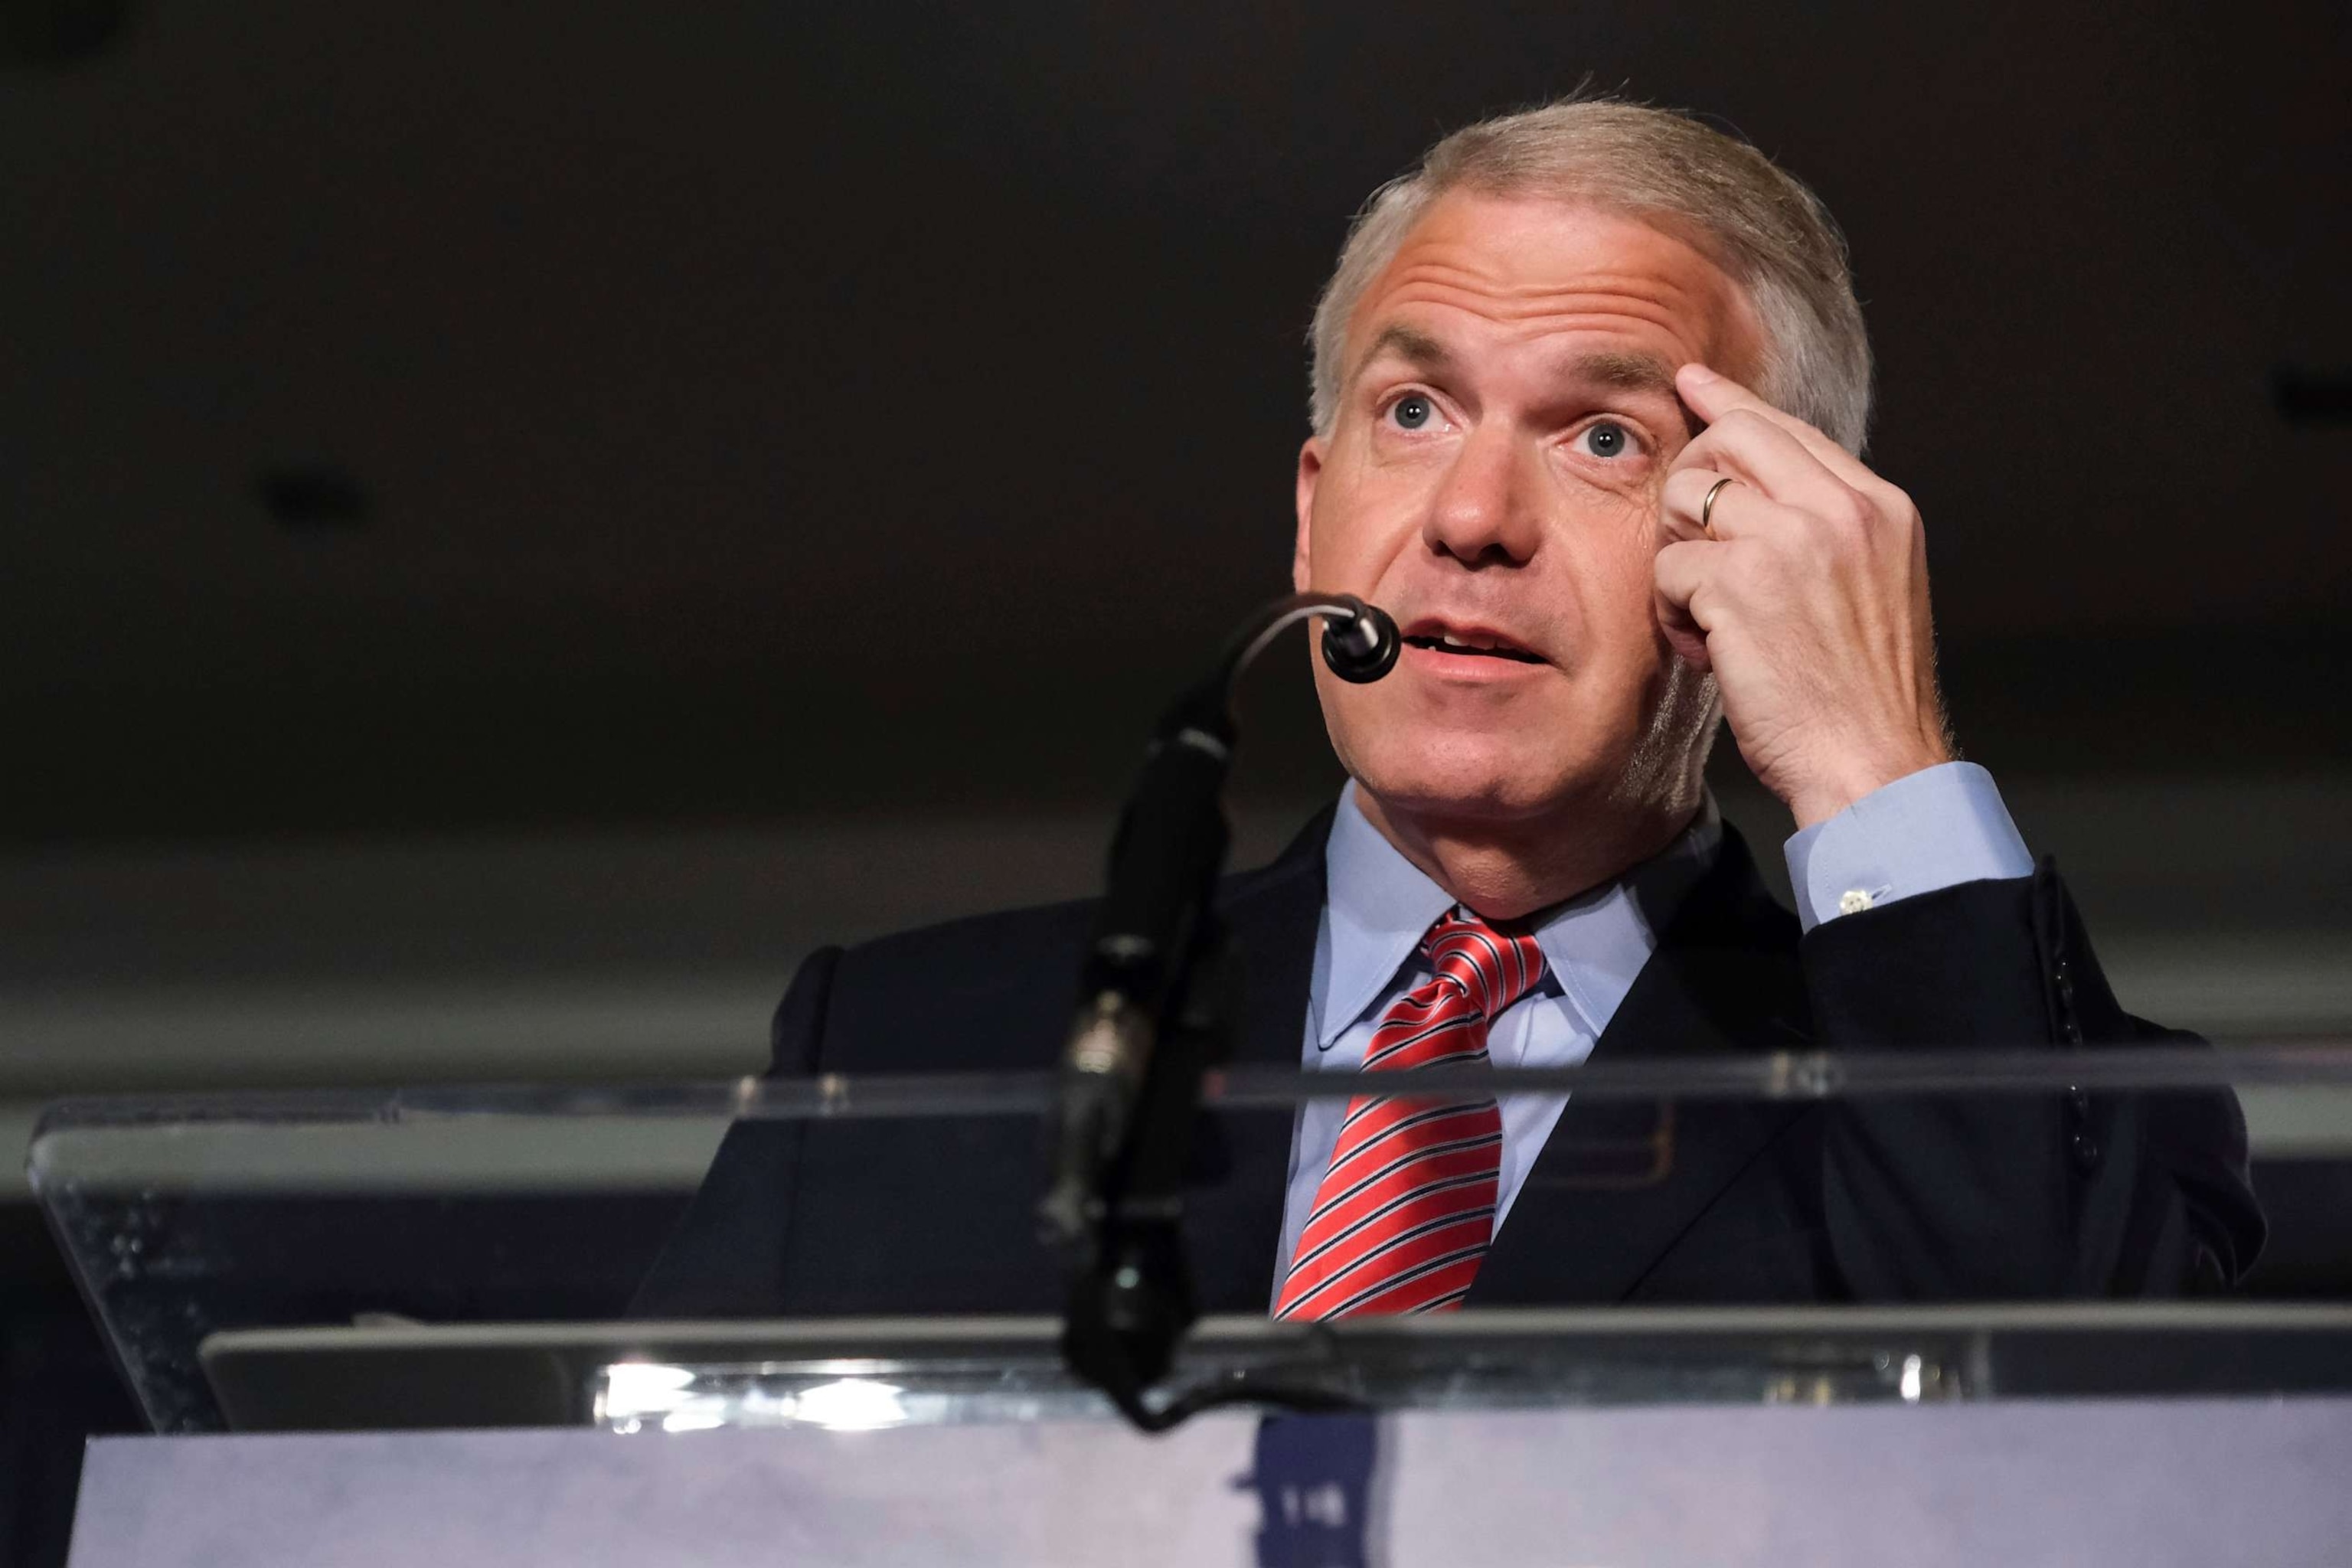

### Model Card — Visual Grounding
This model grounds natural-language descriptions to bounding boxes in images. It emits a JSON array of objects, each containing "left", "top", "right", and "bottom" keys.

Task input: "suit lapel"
[
  {"left": 1470, "top": 826, "right": 1817, "bottom": 1305},
  {"left": 1177, "top": 811, "right": 1816, "bottom": 1312},
  {"left": 1181, "top": 805, "right": 1332, "bottom": 1313}
]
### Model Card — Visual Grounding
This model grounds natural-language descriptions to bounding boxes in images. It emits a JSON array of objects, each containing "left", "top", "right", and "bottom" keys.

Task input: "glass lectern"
[{"left": 32, "top": 1047, "right": 2352, "bottom": 1437}]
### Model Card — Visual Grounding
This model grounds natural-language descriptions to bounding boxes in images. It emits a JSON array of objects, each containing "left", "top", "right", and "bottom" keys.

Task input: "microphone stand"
[{"left": 1042, "top": 592, "right": 1399, "bottom": 1431}]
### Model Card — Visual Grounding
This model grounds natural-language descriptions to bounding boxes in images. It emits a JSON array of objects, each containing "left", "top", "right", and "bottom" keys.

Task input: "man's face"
[{"left": 1295, "top": 191, "right": 1762, "bottom": 827}]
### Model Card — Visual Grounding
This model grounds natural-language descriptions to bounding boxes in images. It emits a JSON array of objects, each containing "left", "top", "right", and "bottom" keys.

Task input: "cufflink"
[{"left": 1837, "top": 888, "right": 1876, "bottom": 916}]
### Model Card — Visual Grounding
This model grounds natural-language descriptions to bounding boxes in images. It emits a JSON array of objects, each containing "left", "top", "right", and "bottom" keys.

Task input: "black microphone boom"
[
  {"left": 1042, "top": 592, "right": 1399, "bottom": 1426},
  {"left": 1041, "top": 592, "right": 1396, "bottom": 1245}
]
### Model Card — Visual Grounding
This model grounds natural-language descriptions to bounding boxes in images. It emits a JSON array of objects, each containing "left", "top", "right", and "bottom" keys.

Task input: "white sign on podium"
[{"left": 69, "top": 1398, "right": 2352, "bottom": 1566}]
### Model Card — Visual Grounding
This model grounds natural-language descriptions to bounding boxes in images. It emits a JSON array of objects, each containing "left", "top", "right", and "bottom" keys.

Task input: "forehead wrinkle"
[
  {"left": 1362, "top": 234, "right": 1744, "bottom": 356},
  {"left": 1379, "top": 246, "right": 1720, "bottom": 298},
  {"left": 1350, "top": 237, "right": 1749, "bottom": 402},
  {"left": 1374, "top": 279, "right": 1700, "bottom": 342},
  {"left": 1380, "top": 263, "right": 1720, "bottom": 322},
  {"left": 1389, "top": 255, "right": 1716, "bottom": 302}
]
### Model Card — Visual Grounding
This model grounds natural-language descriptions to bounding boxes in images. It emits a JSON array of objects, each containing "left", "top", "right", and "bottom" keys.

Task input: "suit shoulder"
[
  {"left": 838, "top": 894, "right": 1099, "bottom": 980},
  {"left": 803, "top": 807, "right": 1332, "bottom": 1074},
  {"left": 808, "top": 837, "right": 1325, "bottom": 1068},
  {"left": 812, "top": 896, "right": 1100, "bottom": 1073}
]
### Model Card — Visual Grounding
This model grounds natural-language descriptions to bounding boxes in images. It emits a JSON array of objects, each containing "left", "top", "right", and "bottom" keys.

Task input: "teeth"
[{"left": 1442, "top": 633, "right": 1468, "bottom": 647}]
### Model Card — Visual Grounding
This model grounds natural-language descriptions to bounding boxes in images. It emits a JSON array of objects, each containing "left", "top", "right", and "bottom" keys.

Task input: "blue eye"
[
  {"left": 1578, "top": 420, "right": 1633, "bottom": 459},
  {"left": 1390, "top": 394, "right": 1434, "bottom": 430}
]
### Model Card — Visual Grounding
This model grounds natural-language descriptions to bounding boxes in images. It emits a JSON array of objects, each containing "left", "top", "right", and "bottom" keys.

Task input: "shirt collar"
[
  {"left": 1314, "top": 783, "right": 1723, "bottom": 1048},
  {"left": 1318, "top": 785, "right": 1459, "bottom": 1048}
]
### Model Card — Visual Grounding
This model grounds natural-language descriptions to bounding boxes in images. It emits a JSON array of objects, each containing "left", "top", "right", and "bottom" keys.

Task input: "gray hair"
[{"left": 1307, "top": 96, "right": 1873, "bottom": 452}]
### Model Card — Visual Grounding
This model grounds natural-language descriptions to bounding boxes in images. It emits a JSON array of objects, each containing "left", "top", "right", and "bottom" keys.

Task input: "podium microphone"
[
  {"left": 1316, "top": 600, "right": 1401, "bottom": 684},
  {"left": 1040, "top": 593, "right": 1398, "bottom": 1252}
]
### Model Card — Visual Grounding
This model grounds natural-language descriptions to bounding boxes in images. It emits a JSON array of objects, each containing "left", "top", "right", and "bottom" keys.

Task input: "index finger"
[{"left": 1677, "top": 364, "right": 1877, "bottom": 488}]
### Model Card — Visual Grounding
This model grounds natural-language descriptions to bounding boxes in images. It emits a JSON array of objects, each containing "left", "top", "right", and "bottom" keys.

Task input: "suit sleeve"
[
  {"left": 1802, "top": 860, "right": 2265, "bottom": 1300},
  {"left": 626, "top": 946, "right": 844, "bottom": 1317}
]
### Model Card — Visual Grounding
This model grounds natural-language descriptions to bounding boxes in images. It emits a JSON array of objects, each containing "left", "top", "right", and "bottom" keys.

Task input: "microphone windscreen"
[{"left": 1319, "top": 600, "right": 1400, "bottom": 684}]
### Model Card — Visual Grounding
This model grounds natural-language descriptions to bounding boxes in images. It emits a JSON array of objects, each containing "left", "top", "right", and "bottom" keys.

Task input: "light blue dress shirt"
[{"left": 1273, "top": 761, "right": 2036, "bottom": 1289}]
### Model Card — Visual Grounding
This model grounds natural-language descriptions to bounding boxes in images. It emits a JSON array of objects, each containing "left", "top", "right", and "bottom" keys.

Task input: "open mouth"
[{"left": 1401, "top": 626, "right": 1547, "bottom": 664}]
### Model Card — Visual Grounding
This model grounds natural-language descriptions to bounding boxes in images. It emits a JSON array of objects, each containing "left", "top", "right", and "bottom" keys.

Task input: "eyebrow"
[
  {"left": 1350, "top": 323, "right": 1454, "bottom": 385},
  {"left": 1351, "top": 328, "right": 1683, "bottom": 405},
  {"left": 1565, "top": 350, "right": 1681, "bottom": 398}
]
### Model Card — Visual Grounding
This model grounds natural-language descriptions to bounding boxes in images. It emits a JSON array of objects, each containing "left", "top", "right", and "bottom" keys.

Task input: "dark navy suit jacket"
[{"left": 632, "top": 810, "right": 2264, "bottom": 1316}]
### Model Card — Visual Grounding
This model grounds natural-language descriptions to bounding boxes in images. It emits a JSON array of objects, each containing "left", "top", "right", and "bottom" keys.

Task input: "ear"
[{"left": 1291, "top": 436, "right": 1323, "bottom": 593}]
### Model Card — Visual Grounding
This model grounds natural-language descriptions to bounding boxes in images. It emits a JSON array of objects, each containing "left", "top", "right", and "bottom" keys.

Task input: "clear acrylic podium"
[{"left": 33, "top": 1049, "right": 2352, "bottom": 1565}]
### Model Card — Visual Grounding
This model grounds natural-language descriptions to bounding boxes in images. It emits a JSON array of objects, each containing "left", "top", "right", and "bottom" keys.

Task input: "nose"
[{"left": 1420, "top": 424, "right": 1544, "bottom": 568}]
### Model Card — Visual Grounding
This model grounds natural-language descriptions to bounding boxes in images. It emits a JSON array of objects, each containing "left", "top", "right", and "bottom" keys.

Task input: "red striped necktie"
[{"left": 1274, "top": 908, "right": 1549, "bottom": 1320}]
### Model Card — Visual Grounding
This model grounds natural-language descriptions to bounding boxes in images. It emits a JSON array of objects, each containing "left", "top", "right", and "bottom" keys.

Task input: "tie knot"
[{"left": 1422, "top": 908, "right": 1547, "bottom": 1018}]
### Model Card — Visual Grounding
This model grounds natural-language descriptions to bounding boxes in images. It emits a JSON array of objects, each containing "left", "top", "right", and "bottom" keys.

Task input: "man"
[{"left": 635, "top": 97, "right": 2262, "bottom": 1319}]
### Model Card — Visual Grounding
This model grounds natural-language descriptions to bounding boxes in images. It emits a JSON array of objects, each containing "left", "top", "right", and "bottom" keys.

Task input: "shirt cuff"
[{"left": 1782, "top": 761, "right": 2034, "bottom": 933}]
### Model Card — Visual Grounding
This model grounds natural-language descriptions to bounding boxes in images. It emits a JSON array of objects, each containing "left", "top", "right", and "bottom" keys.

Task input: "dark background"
[
  {"left": 2, "top": 2, "right": 2347, "bottom": 1561},
  {"left": 3, "top": 0, "right": 2347, "bottom": 840}
]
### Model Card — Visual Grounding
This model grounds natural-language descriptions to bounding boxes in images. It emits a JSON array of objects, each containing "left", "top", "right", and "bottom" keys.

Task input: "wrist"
[{"left": 1782, "top": 740, "right": 1954, "bottom": 830}]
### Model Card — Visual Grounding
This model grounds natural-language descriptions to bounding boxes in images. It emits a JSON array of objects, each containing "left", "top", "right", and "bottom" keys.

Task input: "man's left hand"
[{"left": 1652, "top": 364, "right": 1952, "bottom": 829}]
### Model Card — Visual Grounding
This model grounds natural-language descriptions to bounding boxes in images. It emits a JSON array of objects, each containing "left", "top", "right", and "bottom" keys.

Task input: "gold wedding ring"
[{"left": 1700, "top": 475, "right": 1737, "bottom": 538}]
